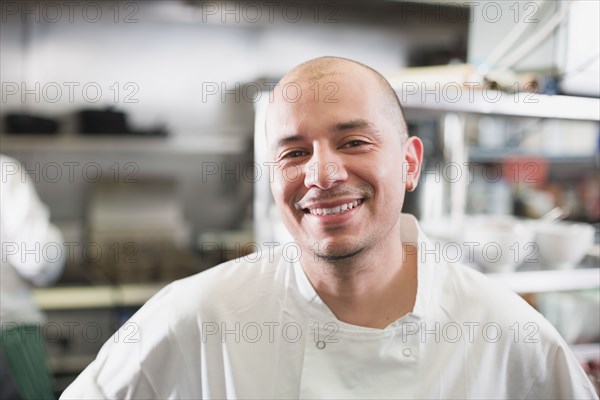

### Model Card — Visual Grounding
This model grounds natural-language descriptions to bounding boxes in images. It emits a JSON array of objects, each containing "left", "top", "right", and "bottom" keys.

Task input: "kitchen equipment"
[
  {"left": 539, "top": 206, "right": 569, "bottom": 223},
  {"left": 5, "top": 113, "right": 60, "bottom": 134},
  {"left": 535, "top": 221, "right": 595, "bottom": 270},
  {"left": 537, "top": 290, "right": 600, "bottom": 344},
  {"left": 78, "top": 108, "right": 129, "bottom": 134},
  {"left": 86, "top": 179, "right": 194, "bottom": 283},
  {"left": 463, "top": 215, "right": 535, "bottom": 273},
  {"left": 77, "top": 108, "right": 167, "bottom": 136}
]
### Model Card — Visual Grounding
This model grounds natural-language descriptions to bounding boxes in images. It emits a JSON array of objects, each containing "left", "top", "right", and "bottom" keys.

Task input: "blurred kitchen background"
[{"left": 1, "top": 0, "right": 599, "bottom": 395}]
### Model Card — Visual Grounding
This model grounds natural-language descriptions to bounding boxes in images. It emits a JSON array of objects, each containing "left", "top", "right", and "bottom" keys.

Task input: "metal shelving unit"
[
  {"left": 399, "top": 90, "right": 600, "bottom": 121},
  {"left": 32, "top": 283, "right": 167, "bottom": 310},
  {"left": 0, "top": 133, "right": 249, "bottom": 155},
  {"left": 468, "top": 148, "right": 598, "bottom": 164},
  {"left": 395, "top": 87, "right": 600, "bottom": 293}
]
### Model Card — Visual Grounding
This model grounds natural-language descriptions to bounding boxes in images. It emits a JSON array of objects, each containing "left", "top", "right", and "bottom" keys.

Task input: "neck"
[{"left": 301, "top": 233, "right": 418, "bottom": 329}]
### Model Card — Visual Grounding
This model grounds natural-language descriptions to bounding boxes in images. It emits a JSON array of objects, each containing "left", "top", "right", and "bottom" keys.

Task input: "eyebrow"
[
  {"left": 274, "top": 135, "right": 304, "bottom": 152},
  {"left": 331, "top": 119, "right": 372, "bottom": 132}
]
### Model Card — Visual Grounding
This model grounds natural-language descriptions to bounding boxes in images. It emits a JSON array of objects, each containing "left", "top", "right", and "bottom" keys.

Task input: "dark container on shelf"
[
  {"left": 5, "top": 113, "right": 60, "bottom": 134},
  {"left": 76, "top": 108, "right": 167, "bottom": 137},
  {"left": 77, "top": 108, "right": 130, "bottom": 135}
]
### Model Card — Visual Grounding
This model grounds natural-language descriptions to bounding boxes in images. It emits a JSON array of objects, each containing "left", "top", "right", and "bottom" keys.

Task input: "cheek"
[
  {"left": 368, "top": 157, "right": 405, "bottom": 199},
  {"left": 270, "top": 179, "right": 285, "bottom": 206},
  {"left": 270, "top": 173, "right": 296, "bottom": 208}
]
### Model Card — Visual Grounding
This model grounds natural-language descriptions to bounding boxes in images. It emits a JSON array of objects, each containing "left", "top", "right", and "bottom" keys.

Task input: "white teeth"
[{"left": 308, "top": 200, "right": 361, "bottom": 216}]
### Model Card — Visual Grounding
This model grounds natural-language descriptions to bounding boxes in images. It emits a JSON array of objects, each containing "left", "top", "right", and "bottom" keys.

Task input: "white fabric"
[
  {"left": 62, "top": 214, "right": 598, "bottom": 399},
  {"left": 1, "top": 155, "right": 65, "bottom": 325}
]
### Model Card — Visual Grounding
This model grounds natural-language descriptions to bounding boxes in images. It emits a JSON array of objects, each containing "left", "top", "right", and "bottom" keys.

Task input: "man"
[
  {"left": 62, "top": 57, "right": 598, "bottom": 399},
  {"left": 1, "top": 155, "right": 65, "bottom": 399}
]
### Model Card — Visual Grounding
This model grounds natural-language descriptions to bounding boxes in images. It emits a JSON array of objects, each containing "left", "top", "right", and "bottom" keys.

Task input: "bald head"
[{"left": 276, "top": 56, "right": 408, "bottom": 138}]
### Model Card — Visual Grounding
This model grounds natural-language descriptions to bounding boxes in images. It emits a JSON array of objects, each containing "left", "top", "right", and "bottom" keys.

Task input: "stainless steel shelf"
[
  {"left": 468, "top": 149, "right": 598, "bottom": 163},
  {"left": 0, "top": 134, "right": 249, "bottom": 155},
  {"left": 486, "top": 268, "right": 600, "bottom": 294},
  {"left": 33, "top": 283, "right": 167, "bottom": 310},
  {"left": 397, "top": 89, "right": 600, "bottom": 121}
]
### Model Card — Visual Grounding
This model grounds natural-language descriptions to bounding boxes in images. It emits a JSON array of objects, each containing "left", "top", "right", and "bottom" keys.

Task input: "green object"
[{"left": 1, "top": 324, "right": 54, "bottom": 400}]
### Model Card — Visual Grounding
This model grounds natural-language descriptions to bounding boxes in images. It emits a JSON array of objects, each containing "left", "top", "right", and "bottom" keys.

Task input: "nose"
[{"left": 304, "top": 145, "right": 348, "bottom": 189}]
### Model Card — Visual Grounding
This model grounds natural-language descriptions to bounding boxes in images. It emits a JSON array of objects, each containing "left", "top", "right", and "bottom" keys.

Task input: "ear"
[{"left": 403, "top": 136, "right": 423, "bottom": 192}]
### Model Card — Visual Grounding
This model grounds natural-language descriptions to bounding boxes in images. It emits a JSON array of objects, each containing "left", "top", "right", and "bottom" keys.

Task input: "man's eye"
[
  {"left": 343, "top": 140, "right": 366, "bottom": 148},
  {"left": 283, "top": 150, "right": 306, "bottom": 158}
]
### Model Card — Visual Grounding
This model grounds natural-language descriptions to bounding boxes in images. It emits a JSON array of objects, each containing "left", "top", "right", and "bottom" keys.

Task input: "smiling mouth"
[{"left": 303, "top": 199, "right": 363, "bottom": 216}]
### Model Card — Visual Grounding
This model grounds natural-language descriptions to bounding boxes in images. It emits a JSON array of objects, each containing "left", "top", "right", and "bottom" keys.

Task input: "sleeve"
[
  {"left": 0, "top": 156, "right": 65, "bottom": 286},
  {"left": 60, "top": 283, "right": 200, "bottom": 399},
  {"left": 525, "top": 339, "right": 599, "bottom": 400}
]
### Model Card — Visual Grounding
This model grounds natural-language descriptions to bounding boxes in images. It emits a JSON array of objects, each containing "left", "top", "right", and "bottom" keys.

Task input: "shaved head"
[{"left": 275, "top": 56, "right": 408, "bottom": 138}]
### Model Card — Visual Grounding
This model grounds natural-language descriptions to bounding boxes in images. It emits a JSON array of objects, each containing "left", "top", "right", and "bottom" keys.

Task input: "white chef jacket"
[
  {"left": 62, "top": 214, "right": 598, "bottom": 399},
  {"left": 1, "top": 155, "right": 64, "bottom": 325}
]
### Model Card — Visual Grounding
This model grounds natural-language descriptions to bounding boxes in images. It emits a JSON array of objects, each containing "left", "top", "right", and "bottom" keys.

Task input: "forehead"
[
  {"left": 266, "top": 69, "right": 386, "bottom": 143},
  {"left": 274, "top": 65, "right": 380, "bottom": 108}
]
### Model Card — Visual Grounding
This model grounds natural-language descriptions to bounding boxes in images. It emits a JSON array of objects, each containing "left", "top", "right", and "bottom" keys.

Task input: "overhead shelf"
[
  {"left": 0, "top": 134, "right": 249, "bottom": 155},
  {"left": 486, "top": 268, "right": 600, "bottom": 294},
  {"left": 397, "top": 89, "right": 600, "bottom": 121}
]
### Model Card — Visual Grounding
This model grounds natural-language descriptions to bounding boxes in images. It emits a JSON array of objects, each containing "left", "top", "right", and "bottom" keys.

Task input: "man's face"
[{"left": 266, "top": 66, "right": 421, "bottom": 260}]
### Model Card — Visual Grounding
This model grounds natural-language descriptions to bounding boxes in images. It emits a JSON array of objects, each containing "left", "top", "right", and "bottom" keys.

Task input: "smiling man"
[
  {"left": 62, "top": 57, "right": 598, "bottom": 399},
  {"left": 267, "top": 58, "right": 423, "bottom": 330}
]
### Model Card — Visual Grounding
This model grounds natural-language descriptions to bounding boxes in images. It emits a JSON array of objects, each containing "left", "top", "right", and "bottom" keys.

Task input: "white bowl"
[
  {"left": 463, "top": 216, "right": 536, "bottom": 273},
  {"left": 535, "top": 221, "right": 595, "bottom": 270}
]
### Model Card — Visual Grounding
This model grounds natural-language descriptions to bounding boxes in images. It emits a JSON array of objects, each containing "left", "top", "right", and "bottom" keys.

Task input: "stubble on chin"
[
  {"left": 314, "top": 247, "right": 363, "bottom": 263},
  {"left": 308, "top": 245, "right": 370, "bottom": 280}
]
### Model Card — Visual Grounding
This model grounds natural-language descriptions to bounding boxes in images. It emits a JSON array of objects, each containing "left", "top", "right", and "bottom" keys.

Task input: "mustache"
[{"left": 295, "top": 185, "right": 373, "bottom": 209}]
